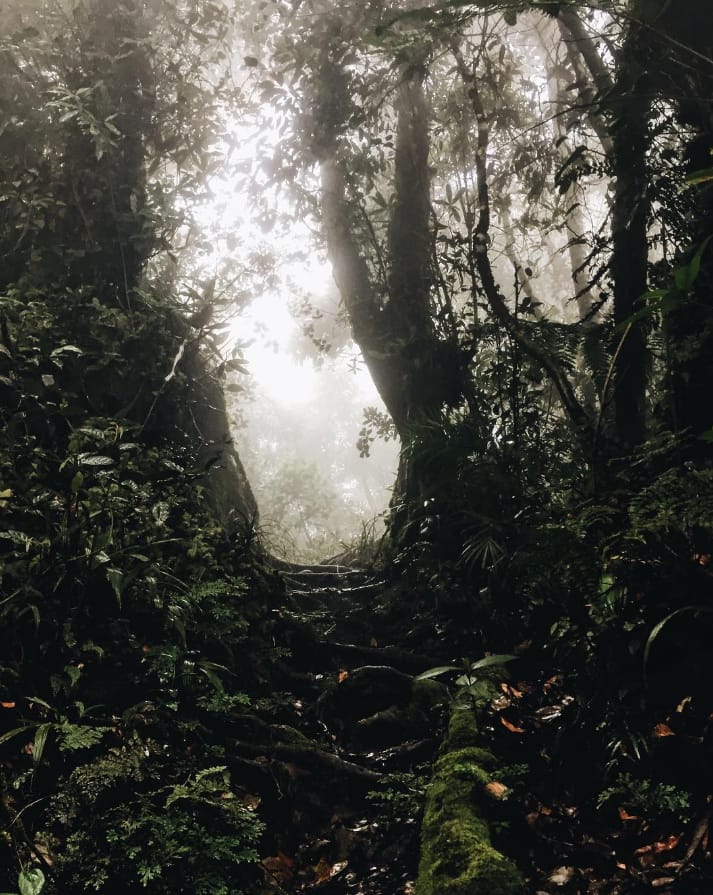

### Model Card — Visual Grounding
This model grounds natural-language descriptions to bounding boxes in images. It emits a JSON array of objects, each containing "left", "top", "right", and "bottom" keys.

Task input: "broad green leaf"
[
  {"left": 685, "top": 167, "right": 713, "bottom": 185},
  {"left": 0, "top": 725, "right": 36, "bottom": 746},
  {"left": 685, "top": 234, "right": 713, "bottom": 286},
  {"left": 77, "top": 454, "right": 114, "bottom": 467},
  {"left": 50, "top": 345, "right": 83, "bottom": 357},
  {"left": 105, "top": 568, "right": 124, "bottom": 607},
  {"left": 19, "top": 867, "right": 45, "bottom": 895},
  {"left": 415, "top": 665, "right": 458, "bottom": 680},
  {"left": 26, "top": 696, "right": 53, "bottom": 712},
  {"left": 469, "top": 653, "right": 517, "bottom": 671},
  {"left": 32, "top": 723, "right": 52, "bottom": 768},
  {"left": 644, "top": 606, "right": 713, "bottom": 682}
]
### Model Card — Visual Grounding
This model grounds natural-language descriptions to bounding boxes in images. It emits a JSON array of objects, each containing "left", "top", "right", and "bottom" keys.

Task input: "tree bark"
[{"left": 609, "top": 24, "right": 651, "bottom": 447}]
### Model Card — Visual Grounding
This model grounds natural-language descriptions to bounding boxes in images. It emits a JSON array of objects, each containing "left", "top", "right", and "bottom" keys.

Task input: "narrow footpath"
[{"left": 245, "top": 562, "right": 449, "bottom": 895}]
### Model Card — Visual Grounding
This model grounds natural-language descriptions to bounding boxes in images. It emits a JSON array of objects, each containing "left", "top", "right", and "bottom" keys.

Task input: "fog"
[{"left": 227, "top": 260, "right": 398, "bottom": 563}]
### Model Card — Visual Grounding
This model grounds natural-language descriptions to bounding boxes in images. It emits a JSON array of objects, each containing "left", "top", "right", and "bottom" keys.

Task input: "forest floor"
[{"left": 250, "top": 563, "right": 713, "bottom": 895}]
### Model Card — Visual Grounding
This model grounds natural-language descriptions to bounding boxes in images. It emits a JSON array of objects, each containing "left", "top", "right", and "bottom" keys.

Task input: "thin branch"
[{"left": 451, "top": 40, "right": 592, "bottom": 440}]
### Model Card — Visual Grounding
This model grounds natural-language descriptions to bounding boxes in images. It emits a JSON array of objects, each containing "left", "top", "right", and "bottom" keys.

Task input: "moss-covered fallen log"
[{"left": 415, "top": 698, "right": 523, "bottom": 895}]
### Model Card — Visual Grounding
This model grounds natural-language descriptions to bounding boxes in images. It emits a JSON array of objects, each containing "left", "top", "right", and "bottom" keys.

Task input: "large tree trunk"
[
  {"left": 318, "top": 49, "right": 471, "bottom": 529},
  {"left": 320, "top": 56, "right": 462, "bottom": 439},
  {"left": 638, "top": 0, "right": 713, "bottom": 439},
  {"left": 609, "top": 23, "right": 651, "bottom": 447}
]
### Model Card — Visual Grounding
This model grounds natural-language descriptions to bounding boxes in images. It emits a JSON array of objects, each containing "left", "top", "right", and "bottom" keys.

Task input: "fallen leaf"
[
  {"left": 653, "top": 722, "right": 675, "bottom": 738},
  {"left": 500, "top": 717, "right": 525, "bottom": 734},
  {"left": 651, "top": 878, "right": 676, "bottom": 888},
  {"left": 0, "top": 701, "right": 15, "bottom": 709},
  {"left": 549, "top": 866, "right": 574, "bottom": 886},
  {"left": 262, "top": 852, "right": 295, "bottom": 885},
  {"left": 312, "top": 857, "right": 340, "bottom": 885},
  {"left": 634, "top": 845, "right": 654, "bottom": 867},
  {"left": 338, "top": 670, "right": 349, "bottom": 683},
  {"left": 484, "top": 781, "right": 509, "bottom": 799},
  {"left": 539, "top": 804, "right": 553, "bottom": 816},
  {"left": 491, "top": 695, "right": 510, "bottom": 711},
  {"left": 618, "top": 807, "right": 640, "bottom": 822},
  {"left": 616, "top": 862, "right": 627, "bottom": 870},
  {"left": 653, "top": 835, "right": 680, "bottom": 853}
]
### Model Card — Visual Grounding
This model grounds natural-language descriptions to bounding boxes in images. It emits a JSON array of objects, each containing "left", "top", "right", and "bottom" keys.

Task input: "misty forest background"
[{"left": 1, "top": 1, "right": 713, "bottom": 894}]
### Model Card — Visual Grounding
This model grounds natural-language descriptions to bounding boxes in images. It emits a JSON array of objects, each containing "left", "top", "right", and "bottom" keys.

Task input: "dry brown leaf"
[
  {"left": 0, "top": 701, "right": 15, "bottom": 708},
  {"left": 618, "top": 807, "right": 640, "bottom": 822},
  {"left": 262, "top": 852, "right": 295, "bottom": 885},
  {"left": 651, "top": 878, "right": 676, "bottom": 888},
  {"left": 500, "top": 717, "right": 525, "bottom": 734},
  {"left": 338, "top": 670, "right": 348, "bottom": 683},
  {"left": 653, "top": 835, "right": 680, "bottom": 853},
  {"left": 312, "top": 857, "right": 333, "bottom": 885},
  {"left": 653, "top": 722, "right": 675, "bottom": 738},
  {"left": 484, "top": 781, "right": 509, "bottom": 799}
]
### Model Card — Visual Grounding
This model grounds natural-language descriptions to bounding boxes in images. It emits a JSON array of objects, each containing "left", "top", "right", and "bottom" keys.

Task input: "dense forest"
[{"left": 1, "top": 1, "right": 712, "bottom": 893}]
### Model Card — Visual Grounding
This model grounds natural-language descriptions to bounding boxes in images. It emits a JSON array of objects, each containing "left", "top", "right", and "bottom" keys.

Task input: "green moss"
[
  {"left": 445, "top": 705, "right": 495, "bottom": 768},
  {"left": 415, "top": 704, "right": 523, "bottom": 895},
  {"left": 435, "top": 748, "right": 494, "bottom": 784},
  {"left": 412, "top": 678, "right": 449, "bottom": 711},
  {"left": 417, "top": 820, "right": 522, "bottom": 895}
]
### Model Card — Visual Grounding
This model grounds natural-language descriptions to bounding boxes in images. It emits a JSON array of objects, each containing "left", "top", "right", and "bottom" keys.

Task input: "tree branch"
[{"left": 452, "top": 42, "right": 592, "bottom": 440}]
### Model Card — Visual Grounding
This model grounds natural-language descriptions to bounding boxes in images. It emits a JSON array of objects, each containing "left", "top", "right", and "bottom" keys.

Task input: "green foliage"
[
  {"left": 0, "top": 867, "right": 46, "bottom": 895},
  {"left": 597, "top": 772, "right": 691, "bottom": 820},
  {"left": 53, "top": 750, "right": 263, "bottom": 893},
  {"left": 0, "top": 1, "right": 277, "bottom": 889}
]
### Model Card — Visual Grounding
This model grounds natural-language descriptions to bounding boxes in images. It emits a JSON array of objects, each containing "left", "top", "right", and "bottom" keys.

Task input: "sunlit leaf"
[
  {"left": 415, "top": 665, "right": 458, "bottom": 680},
  {"left": 77, "top": 453, "right": 114, "bottom": 467},
  {"left": 652, "top": 722, "right": 675, "bottom": 738},
  {"left": 469, "top": 653, "right": 517, "bottom": 672},
  {"left": 18, "top": 867, "right": 45, "bottom": 895},
  {"left": 32, "top": 723, "right": 52, "bottom": 768}
]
